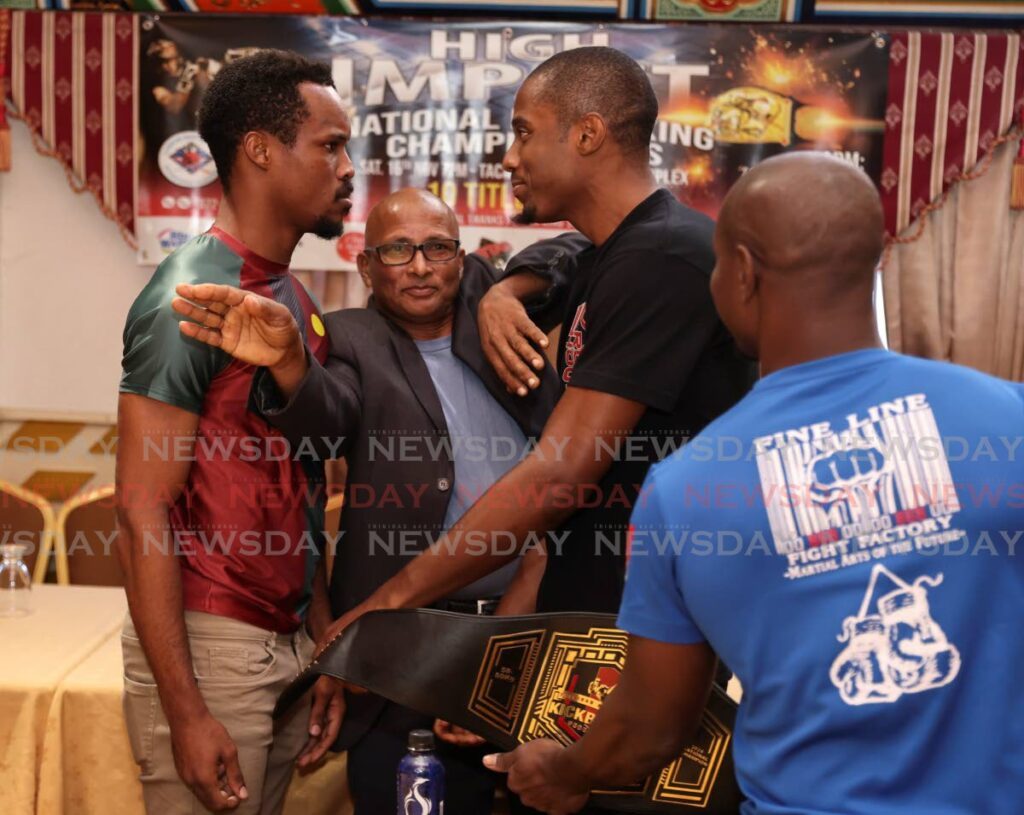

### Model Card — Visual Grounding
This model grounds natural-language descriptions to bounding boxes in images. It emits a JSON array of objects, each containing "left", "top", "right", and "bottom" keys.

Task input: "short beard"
[
  {"left": 511, "top": 203, "right": 538, "bottom": 225},
  {"left": 311, "top": 216, "right": 344, "bottom": 241}
]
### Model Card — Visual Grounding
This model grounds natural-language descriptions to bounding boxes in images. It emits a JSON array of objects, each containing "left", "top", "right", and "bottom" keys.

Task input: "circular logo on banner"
[
  {"left": 336, "top": 232, "right": 365, "bottom": 263},
  {"left": 157, "top": 131, "right": 218, "bottom": 189},
  {"left": 158, "top": 229, "right": 191, "bottom": 255}
]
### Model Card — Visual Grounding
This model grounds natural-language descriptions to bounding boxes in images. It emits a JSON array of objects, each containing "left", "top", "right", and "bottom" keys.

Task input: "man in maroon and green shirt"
[{"left": 116, "top": 50, "right": 351, "bottom": 814}]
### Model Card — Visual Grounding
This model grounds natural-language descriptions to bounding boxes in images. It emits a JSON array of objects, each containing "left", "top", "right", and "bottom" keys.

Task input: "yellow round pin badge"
[{"left": 311, "top": 314, "right": 326, "bottom": 337}]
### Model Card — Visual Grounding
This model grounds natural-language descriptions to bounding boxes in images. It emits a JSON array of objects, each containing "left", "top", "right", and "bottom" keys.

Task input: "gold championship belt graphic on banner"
[{"left": 275, "top": 611, "right": 743, "bottom": 812}]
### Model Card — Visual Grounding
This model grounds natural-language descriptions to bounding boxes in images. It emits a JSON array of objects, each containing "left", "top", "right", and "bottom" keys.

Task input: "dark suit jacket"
[{"left": 254, "top": 236, "right": 583, "bottom": 748}]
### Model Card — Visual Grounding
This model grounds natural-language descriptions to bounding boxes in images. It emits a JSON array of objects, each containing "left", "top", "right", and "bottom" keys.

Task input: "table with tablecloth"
[
  {"left": 1, "top": 585, "right": 128, "bottom": 815},
  {"left": 0, "top": 584, "right": 352, "bottom": 815}
]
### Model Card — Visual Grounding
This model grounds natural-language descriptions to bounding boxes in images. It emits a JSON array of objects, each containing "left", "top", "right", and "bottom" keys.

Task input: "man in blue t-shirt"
[{"left": 485, "top": 153, "right": 1024, "bottom": 814}]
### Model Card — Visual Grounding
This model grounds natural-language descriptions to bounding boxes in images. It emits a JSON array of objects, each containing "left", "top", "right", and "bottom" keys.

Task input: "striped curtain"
[
  {"left": 880, "top": 32, "right": 1024, "bottom": 380},
  {"left": 880, "top": 31, "right": 1023, "bottom": 238},
  {"left": 3, "top": 10, "right": 136, "bottom": 242}
]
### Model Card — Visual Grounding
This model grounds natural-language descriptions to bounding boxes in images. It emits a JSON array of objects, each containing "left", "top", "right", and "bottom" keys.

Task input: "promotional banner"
[{"left": 137, "top": 16, "right": 890, "bottom": 268}]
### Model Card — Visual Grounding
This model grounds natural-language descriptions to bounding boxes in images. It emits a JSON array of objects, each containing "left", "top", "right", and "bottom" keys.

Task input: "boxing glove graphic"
[
  {"left": 831, "top": 567, "right": 960, "bottom": 705},
  {"left": 878, "top": 579, "right": 960, "bottom": 693},
  {"left": 830, "top": 615, "right": 900, "bottom": 706}
]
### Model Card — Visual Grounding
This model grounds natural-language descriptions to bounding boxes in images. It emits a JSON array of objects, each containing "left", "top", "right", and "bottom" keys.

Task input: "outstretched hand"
[{"left": 173, "top": 282, "right": 303, "bottom": 369}]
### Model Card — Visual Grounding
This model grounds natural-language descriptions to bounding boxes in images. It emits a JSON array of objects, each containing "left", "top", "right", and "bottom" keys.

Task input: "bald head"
[
  {"left": 365, "top": 188, "right": 459, "bottom": 246},
  {"left": 709, "top": 153, "right": 885, "bottom": 365},
  {"left": 358, "top": 187, "right": 464, "bottom": 341},
  {"left": 718, "top": 153, "right": 884, "bottom": 287}
]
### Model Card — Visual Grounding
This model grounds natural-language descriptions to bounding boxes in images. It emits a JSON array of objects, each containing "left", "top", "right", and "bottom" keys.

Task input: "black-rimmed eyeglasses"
[{"left": 365, "top": 239, "right": 460, "bottom": 266}]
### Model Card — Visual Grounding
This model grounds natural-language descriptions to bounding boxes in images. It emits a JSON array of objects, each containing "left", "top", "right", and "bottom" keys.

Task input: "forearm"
[
  {"left": 358, "top": 391, "right": 639, "bottom": 616},
  {"left": 305, "top": 558, "right": 333, "bottom": 641},
  {"left": 369, "top": 454, "right": 582, "bottom": 611},
  {"left": 495, "top": 543, "right": 547, "bottom": 616},
  {"left": 118, "top": 511, "right": 206, "bottom": 723},
  {"left": 495, "top": 271, "right": 552, "bottom": 303}
]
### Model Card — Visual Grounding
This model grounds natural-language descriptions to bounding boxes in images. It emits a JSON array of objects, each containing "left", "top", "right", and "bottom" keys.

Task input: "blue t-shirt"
[
  {"left": 416, "top": 335, "right": 529, "bottom": 599},
  {"left": 618, "top": 349, "right": 1024, "bottom": 815}
]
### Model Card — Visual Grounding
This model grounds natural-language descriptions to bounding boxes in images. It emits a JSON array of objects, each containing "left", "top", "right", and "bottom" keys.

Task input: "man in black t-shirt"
[
  {"left": 322, "top": 47, "right": 753, "bottom": 626},
  {"left": 528, "top": 196, "right": 753, "bottom": 613}
]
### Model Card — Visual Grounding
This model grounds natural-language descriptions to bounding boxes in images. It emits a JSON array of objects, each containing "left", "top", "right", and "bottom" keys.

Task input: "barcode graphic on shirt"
[{"left": 755, "top": 401, "right": 960, "bottom": 555}]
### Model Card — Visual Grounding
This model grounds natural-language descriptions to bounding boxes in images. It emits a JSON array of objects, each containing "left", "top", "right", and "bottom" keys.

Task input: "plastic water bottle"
[{"left": 397, "top": 729, "right": 445, "bottom": 815}]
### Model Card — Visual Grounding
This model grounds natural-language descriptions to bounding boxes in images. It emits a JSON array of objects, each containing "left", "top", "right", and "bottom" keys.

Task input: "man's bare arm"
[
  {"left": 116, "top": 393, "right": 205, "bottom": 723},
  {"left": 296, "top": 557, "right": 346, "bottom": 768},
  {"left": 115, "top": 393, "right": 246, "bottom": 810},
  {"left": 493, "top": 541, "right": 547, "bottom": 616},
  {"left": 315, "top": 386, "right": 645, "bottom": 648},
  {"left": 557, "top": 637, "right": 716, "bottom": 786}
]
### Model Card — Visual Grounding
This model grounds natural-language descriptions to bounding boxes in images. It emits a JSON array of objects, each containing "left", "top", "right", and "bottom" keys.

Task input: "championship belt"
[{"left": 275, "top": 610, "right": 743, "bottom": 813}]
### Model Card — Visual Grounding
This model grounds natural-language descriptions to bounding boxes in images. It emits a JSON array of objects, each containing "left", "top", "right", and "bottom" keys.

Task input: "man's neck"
[
  {"left": 383, "top": 309, "right": 454, "bottom": 342},
  {"left": 757, "top": 314, "right": 883, "bottom": 377},
  {"left": 568, "top": 170, "right": 658, "bottom": 247},
  {"left": 212, "top": 197, "right": 301, "bottom": 266}
]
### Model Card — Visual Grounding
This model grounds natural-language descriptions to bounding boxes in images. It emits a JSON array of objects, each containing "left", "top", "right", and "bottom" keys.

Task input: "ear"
[
  {"left": 241, "top": 131, "right": 271, "bottom": 171},
  {"left": 735, "top": 244, "right": 759, "bottom": 303},
  {"left": 356, "top": 252, "right": 373, "bottom": 290},
  {"left": 575, "top": 113, "right": 607, "bottom": 157}
]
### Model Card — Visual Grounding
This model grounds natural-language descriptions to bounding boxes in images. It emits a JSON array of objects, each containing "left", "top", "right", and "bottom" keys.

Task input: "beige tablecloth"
[
  {"left": 1, "top": 585, "right": 352, "bottom": 815},
  {"left": 0, "top": 585, "right": 128, "bottom": 815}
]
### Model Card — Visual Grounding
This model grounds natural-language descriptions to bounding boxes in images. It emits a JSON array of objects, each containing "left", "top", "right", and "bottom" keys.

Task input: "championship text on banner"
[{"left": 137, "top": 17, "right": 890, "bottom": 269}]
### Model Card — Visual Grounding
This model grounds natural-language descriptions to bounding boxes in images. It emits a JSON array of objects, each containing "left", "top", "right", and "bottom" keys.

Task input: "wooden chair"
[
  {"left": 0, "top": 481, "right": 58, "bottom": 584},
  {"left": 56, "top": 485, "right": 123, "bottom": 586}
]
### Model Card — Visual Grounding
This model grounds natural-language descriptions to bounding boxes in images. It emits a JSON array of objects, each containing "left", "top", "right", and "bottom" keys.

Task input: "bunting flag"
[
  {"left": 4, "top": 10, "right": 136, "bottom": 241},
  {"left": 880, "top": 31, "right": 1024, "bottom": 239}
]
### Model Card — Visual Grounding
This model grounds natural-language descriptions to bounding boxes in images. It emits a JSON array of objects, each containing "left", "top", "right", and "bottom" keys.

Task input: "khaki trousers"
[{"left": 121, "top": 611, "right": 314, "bottom": 815}]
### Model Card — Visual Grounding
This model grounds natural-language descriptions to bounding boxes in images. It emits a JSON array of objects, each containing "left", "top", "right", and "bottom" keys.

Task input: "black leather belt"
[
  {"left": 275, "top": 609, "right": 742, "bottom": 813},
  {"left": 432, "top": 597, "right": 501, "bottom": 616}
]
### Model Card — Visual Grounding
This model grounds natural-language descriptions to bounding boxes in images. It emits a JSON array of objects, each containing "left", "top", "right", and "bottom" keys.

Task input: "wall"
[{"left": 0, "top": 122, "right": 142, "bottom": 420}]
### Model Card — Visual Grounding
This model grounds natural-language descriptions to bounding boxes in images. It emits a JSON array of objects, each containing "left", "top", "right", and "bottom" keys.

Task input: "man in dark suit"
[{"left": 173, "top": 187, "right": 582, "bottom": 814}]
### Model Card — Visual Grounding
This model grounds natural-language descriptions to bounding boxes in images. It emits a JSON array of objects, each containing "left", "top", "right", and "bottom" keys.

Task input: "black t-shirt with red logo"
[{"left": 542, "top": 189, "right": 757, "bottom": 614}]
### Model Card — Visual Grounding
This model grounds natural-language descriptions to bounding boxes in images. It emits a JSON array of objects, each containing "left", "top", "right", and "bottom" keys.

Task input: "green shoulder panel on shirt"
[{"left": 119, "top": 235, "right": 242, "bottom": 414}]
